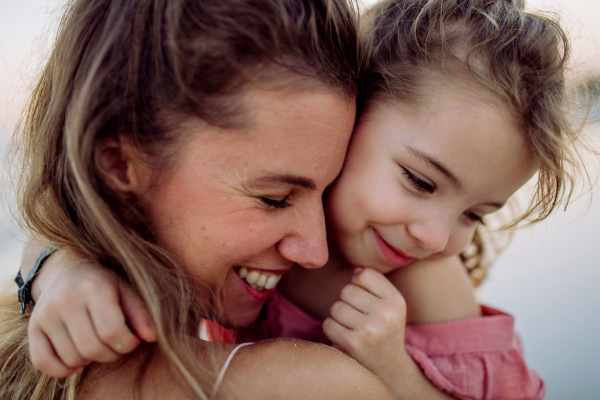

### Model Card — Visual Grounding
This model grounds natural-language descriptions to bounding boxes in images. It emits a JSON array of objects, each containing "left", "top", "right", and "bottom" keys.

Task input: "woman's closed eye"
[
  {"left": 260, "top": 197, "right": 291, "bottom": 209},
  {"left": 401, "top": 167, "right": 434, "bottom": 193}
]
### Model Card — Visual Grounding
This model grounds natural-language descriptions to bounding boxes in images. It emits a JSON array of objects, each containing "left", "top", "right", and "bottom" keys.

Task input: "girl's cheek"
[{"left": 440, "top": 226, "right": 477, "bottom": 258}]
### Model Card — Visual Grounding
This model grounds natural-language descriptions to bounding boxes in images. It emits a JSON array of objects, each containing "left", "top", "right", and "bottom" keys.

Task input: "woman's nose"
[
  {"left": 276, "top": 200, "right": 329, "bottom": 269},
  {"left": 407, "top": 216, "right": 453, "bottom": 254}
]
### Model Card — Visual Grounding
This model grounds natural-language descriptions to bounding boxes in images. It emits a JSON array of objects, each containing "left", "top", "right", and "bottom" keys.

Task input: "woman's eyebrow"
[
  {"left": 250, "top": 174, "right": 317, "bottom": 190},
  {"left": 405, "top": 145, "right": 462, "bottom": 190}
]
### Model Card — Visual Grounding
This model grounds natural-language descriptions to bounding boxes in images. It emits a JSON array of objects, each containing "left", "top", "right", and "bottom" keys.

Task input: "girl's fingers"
[
  {"left": 119, "top": 282, "right": 157, "bottom": 343},
  {"left": 350, "top": 268, "right": 396, "bottom": 299},
  {"left": 29, "top": 327, "right": 83, "bottom": 378},
  {"left": 32, "top": 316, "right": 88, "bottom": 370},
  {"left": 87, "top": 294, "right": 140, "bottom": 356},
  {"left": 322, "top": 317, "right": 354, "bottom": 356},
  {"left": 63, "top": 308, "right": 123, "bottom": 363},
  {"left": 329, "top": 300, "right": 365, "bottom": 331},
  {"left": 338, "top": 283, "right": 378, "bottom": 314}
]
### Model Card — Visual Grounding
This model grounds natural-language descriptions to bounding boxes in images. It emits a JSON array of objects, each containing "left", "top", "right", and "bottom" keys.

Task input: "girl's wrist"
[
  {"left": 30, "top": 247, "right": 88, "bottom": 303},
  {"left": 370, "top": 342, "right": 412, "bottom": 382}
]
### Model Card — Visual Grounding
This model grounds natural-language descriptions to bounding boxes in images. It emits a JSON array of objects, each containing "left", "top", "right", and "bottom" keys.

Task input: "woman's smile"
[{"left": 234, "top": 267, "right": 286, "bottom": 300}]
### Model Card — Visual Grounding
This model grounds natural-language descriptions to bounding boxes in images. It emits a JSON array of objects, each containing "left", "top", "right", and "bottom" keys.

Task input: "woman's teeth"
[{"left": 237, "top": 267, "right": 282, "bottom": 291}]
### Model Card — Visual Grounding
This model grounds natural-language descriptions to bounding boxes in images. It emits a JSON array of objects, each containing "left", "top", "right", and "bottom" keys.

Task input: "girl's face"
[
  {"left": 138, "top": 87, "right": 355, "bottom": 326},
  {"left": 326, "top": 87, "right": 537, "bottom": 273}
]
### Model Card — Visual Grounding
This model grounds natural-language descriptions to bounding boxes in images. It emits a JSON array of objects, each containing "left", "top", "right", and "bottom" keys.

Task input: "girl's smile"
[
  {"left": 326, "top": 85, "right": 538, "bottom": 274},
  {"left": 373, "top": 229, "right": 416, "bottom": 267}
]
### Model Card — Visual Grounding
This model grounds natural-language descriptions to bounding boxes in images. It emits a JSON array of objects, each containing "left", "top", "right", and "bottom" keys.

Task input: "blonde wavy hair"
[
  {"left": 0, "top": 0, "right": 363, "bottom": 399},
  {"left": 360, "top": 0, "right": 593, "bottom": 286}
]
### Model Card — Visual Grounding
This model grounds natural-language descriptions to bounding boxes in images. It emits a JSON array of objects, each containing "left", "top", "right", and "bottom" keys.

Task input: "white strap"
[{"left": 211, "top": 342, "right": 254, "bottom": 398}]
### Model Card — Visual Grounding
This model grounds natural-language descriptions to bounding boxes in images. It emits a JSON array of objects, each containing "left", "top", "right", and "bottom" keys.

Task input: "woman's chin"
[
  {"left": 219, "top": 301, "right": 264, "bottom": 328},
  {"left": 217, "top": 271, "right": 267, "bottom": 327}
]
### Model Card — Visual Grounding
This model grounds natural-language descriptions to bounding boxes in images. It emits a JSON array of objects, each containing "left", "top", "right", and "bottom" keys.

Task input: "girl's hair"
[
  {"left": 0, "top": 0, "right": 362, "bottom": 399},
  {"left": 361, "top": 0, "right": 585, "bottom": 285}
]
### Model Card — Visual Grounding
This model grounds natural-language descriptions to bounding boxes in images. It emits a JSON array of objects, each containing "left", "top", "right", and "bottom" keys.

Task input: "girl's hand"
[
  {"left": 27, "top": 248, "right": 157, "bottom": 378},
  {"left": 322, "top": 267, "right": 410, "bottom": 375}
]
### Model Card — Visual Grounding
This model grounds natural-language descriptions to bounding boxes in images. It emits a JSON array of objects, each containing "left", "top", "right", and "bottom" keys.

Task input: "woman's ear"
[{"left": 95, "top": 135, "right": 149, "bottom": 197}]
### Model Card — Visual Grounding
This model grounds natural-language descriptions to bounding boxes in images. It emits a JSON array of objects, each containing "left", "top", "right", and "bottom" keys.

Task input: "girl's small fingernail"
[{"left": 353, "top": 267, "right": 363, "bottom": 274}]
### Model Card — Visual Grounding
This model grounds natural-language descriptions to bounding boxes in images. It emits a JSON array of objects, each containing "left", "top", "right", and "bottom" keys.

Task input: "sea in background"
[{"left": 1, "top": 1, "right": 599, "bottom": 399}]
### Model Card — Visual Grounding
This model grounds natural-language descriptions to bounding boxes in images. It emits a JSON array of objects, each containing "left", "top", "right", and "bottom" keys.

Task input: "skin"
[
  {"left": 23, "top": 85, "right": 396, "bottom": 399},
  {"left": 327, "top": 88, "right": 537, "bottom": 271},
  {"left": 282, "top": 85, "right": 537, "bottom": 320},
  {"left": 23, "top": 85, "right": 537, "bottom": 398},
  {"left": 279, "top": 86, "right": 538, "bottom": 398},
  {"left": 132, "top": 86, "right": 355, "bottom": 327},
  {"left": 79, "top": 340, "right": 392, "bottom": 400}
]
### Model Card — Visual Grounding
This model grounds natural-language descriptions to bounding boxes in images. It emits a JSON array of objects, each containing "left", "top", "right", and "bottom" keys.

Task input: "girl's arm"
[
  {"left": 387, "top": 257, "right": 545, "bottom": 400},
  {"left": 386, "top": 256, "right": 481, "bottom": 325},
  {"left": 324, "top": 258, "right": 544, "bottom": 400}
]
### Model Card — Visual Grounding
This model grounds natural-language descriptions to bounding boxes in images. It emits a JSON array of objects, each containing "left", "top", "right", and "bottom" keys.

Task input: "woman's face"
[
  {"left": 326, "top": 87, "right": 537, "bottom": 274},
  {"left": 138, "top": 86, "right": 355, "bottom": 326}
]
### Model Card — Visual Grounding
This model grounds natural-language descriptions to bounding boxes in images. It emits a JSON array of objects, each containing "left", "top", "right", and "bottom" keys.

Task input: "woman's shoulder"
[
  {"left": 78, "top": 339, "right": 393, "bottom": 400},
  {"left": 218, "top": 339, "right": 394, "bottom": 400}
]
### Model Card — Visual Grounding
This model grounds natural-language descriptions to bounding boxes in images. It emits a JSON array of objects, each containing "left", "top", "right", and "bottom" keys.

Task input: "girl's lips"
[
  {"left": 234, "top": 269, "right": 281, "bottom": 301},
  {"left": 373, "top": 230, "right": 415, "bottom": 267}
]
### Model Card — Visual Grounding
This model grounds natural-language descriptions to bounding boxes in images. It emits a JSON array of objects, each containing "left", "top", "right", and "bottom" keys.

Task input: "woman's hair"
[
  {"left": 361, "top": 0, "right": 588, "bottom": 285},
  {"left": 0, "top": 0, "right": 362, "bottom": 399}
]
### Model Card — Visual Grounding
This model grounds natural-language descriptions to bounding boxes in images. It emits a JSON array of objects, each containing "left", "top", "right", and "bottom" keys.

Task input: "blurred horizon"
[{"left": 1, "top": 1, "right": 599, "bottom": 399}]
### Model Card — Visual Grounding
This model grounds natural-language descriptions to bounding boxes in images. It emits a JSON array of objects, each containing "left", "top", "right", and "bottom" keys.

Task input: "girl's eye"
[
  {"left": 464, "top": 211, "right": 485, "bottom": 225},
  {"left": 401, "top": 167, "right": 434, "bottom": 193},
  {"left": 260, "top": 197, "right": 290, "bottom": 209}
]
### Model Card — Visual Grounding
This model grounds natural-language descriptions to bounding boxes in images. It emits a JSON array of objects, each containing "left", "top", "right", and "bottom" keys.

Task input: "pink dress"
[{"left": 242, "top": 292, "right": 546, "bottom": 400}]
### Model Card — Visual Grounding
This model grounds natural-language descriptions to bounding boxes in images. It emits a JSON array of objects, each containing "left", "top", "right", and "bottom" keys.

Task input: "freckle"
[
  {"left": 201, "top": 226, "right": 206, "bottom": 231},
  {"left": 204, "top": 236, "right": 208, "bottom": 240}
]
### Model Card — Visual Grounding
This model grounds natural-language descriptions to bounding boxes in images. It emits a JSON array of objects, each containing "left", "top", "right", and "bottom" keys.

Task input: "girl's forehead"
[
  {"left": 368, "top": 85, "right": 522, "bottom": 145},
  {"left": 355, "top": 88, "right": 536, "bottom": 199}
]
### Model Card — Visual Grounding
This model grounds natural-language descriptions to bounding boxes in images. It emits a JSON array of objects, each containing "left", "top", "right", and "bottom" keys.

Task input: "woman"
[{"left": 0, "top": 0, "right": 394, "bottom": 398}]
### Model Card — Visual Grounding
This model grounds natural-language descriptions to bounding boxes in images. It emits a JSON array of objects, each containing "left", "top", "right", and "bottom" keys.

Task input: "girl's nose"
[{"left": 407, "top": 216, "right": 453, "bottom": 254}]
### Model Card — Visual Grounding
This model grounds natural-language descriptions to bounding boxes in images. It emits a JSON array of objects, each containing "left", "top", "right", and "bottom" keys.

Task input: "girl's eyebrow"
[
  {"left": 405, "top": 145, "right": 462, "bottom": 190},
  {"left": 481, "top": 201, "right": 505, "bottom": 209}
]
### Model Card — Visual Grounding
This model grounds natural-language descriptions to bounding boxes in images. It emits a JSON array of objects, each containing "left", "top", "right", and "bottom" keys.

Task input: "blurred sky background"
[{"left": 0, "top": 1, "right": 598, "bottom": 399}]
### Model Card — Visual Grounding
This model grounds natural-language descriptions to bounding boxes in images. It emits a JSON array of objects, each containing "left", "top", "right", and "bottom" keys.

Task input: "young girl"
[{"left": 20, "top": 0, "right": 585, "bottom": 398}]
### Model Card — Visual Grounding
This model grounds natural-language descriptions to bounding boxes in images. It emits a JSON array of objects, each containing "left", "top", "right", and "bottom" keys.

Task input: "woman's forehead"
[{"left": 171, "top": 87, "right": 356, "bottom": 188}]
